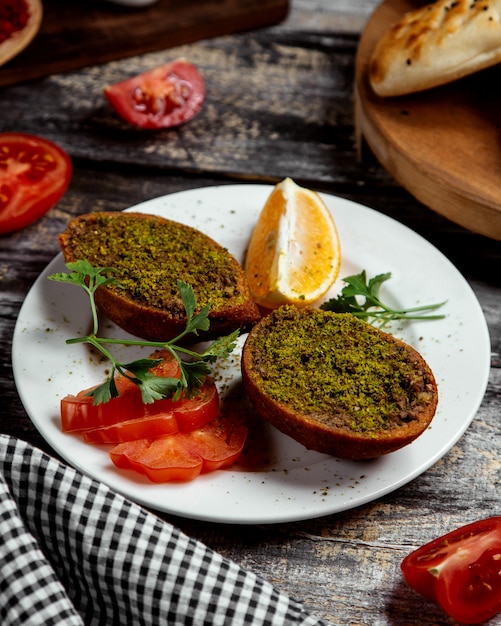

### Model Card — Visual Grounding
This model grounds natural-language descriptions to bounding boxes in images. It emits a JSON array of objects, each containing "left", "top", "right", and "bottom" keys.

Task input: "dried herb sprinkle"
[
  {"left": 247, "top": 306, "right": 432, "bottom": 434},
  {"left": 64, "top": 212, "right": 246, "bottom": 314}
]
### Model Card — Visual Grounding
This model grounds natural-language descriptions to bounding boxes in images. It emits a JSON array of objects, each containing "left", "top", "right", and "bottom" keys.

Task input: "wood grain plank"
[
  {"left": 0, "top": 0, "right": 289, "bottom": 86},
  {"left": 0, "top": 31, "right": 361, "bottom": 184}
]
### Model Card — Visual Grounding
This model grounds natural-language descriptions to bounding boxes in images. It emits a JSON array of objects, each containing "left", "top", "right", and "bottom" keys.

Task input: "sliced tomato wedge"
[
  {"left": 401, "top": 516, "right": 501, "bottom": 624},
  {"left": 109, "top": 415, "right": 248, "bottom": 482},
  {"left": 0, "top": 132, "right": 72, "bottom": 234},
  {"left": 82, "top": 412, "right": 179, "bottom": 444},
  {"left": 61, "top": 350, "right": 181, "bottom": 432},
  {"left": 110, "top": 437, "right": 204, "bottom": 483},
  {"left": 172, "top": 383, "right": 220, "bottom": 432},
  {"left": 80, "top": 378, "right": 219, "bottom": 443},
  {"left": 104, "top": 59, "right": 205, "bottom": 129}
]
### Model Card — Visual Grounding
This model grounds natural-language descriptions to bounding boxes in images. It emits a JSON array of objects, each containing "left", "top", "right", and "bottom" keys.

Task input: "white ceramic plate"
[{"left": 12, "top": 185, "right": 490, "bottom": 524}]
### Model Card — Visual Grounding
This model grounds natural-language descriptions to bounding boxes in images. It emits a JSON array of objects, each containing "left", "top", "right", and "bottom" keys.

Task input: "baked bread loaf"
[
  {"left": 241, "top": 306, "right": 438, "bottom": 460},
  {"left": 369, "top": 0, "right": 501, "bottom": 97},
  {"left": 59, "top": 211, "right": 261, "bottom": 342}
]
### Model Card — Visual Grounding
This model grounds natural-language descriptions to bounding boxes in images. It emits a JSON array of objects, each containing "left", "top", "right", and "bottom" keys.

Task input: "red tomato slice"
[
  {"left": 173, "top": 382, "right": 220, "bottom": 432},
  {"left": 401, "top": 516, "right": 501, "bottom": 624},
  {"left": 110, "top": 437, "right": 203, "bottom": 483},
  {"left": 0, "top": 132, "right": 72, "bottom": 234},
  {"left": 104, "top": 59, "right": 205, "bottom": 129},
  {"left": 184, "top": 416, "right": 247, "bottom": 473},
  {"left": 109, "top": 415, "right": 248, "bottom": 482},
  {"left": 82, "top": 412, "right": 179, "bottom": 444},
  {"left": 61, "top": 350, "right": 181, "bottom": 432},
  {"left": 80, "top": 379, "right": 219, "bottom": 443}
]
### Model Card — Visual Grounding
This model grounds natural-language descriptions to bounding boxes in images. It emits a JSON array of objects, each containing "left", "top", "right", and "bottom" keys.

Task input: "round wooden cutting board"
[{"left": 355, "top": 0, "right": 501, "bottom": 240}]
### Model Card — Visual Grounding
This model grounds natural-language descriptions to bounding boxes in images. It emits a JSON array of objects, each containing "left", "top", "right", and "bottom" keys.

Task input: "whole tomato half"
[
  {"left": 104, "top": 59, "right": 205, "bottom": 129},
  {"left": 0, "top": 132, "right": 72, "bottom": 234},
  {"left": 401, "top": 516, "right": 501, "bottom": 624}
]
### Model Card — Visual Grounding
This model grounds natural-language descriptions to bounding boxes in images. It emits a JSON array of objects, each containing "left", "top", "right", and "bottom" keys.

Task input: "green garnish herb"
[
  {"left": 320, "top": 270, "right": 446, "bottom": 326},
  {"left": 48, "top": 260, "right": 239, "bottom": 406}
]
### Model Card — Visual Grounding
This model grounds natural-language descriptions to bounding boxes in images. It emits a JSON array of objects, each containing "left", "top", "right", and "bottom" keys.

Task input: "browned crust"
[
  {"left": 92, "top": 287, "right": 261, "bottom": 342},
  {"left": 241, "top": 308, "right": 438, "bottom": 460},
  {"left": 369, "top": 0, "right": 501, "bottom": 97},
  {"left": 58, "top": 211, "right": 261, "bottom": 342}
]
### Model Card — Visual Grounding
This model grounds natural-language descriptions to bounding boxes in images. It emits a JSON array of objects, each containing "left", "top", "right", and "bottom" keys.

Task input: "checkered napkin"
[{"left": 0, "top": 435, "right": 331, "bottom": 626}]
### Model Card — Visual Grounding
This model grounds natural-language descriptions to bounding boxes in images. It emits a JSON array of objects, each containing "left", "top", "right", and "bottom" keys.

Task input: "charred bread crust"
[
  {"left": 369, "top": 0, "right": 501, "bottom": 97},
  {"left": 58, "top": 211, "right": 261, "bottom": 342},
  {"left": 241, "top": 306, "right": 438, "bottom": 460}
]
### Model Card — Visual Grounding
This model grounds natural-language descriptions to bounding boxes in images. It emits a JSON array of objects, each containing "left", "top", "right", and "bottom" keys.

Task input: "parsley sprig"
[
  {"left": 320, "top": 270, "right": 446, "bottom": 326},
  {"left": 48, "top": 260, "right": 239, "bottom": 406}
]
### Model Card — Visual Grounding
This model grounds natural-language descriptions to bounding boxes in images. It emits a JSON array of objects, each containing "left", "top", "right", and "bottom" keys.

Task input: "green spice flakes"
[
  {"left": 64, "top": 212, "right": 245, "bottom": 313},
  {"left": 247, "top": 306, "right": 429, "bottom": 434}
]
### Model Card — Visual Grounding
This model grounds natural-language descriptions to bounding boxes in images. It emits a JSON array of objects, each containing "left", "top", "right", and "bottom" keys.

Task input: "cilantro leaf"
[
  {"left": 321, "top": 270, "right": 446, "bottom": 325},
  {"left": 200, "top": 329, "right": 240, "bottom": 362},
  {"left": 87, "top": 375, "right": 119, "bottom": 405},
  {"left": 135, "top": 373, "right": 182, "bottom": 404},
  {"left": 48, "top": 263, "right": 240, "bottom": 406},
  {"left": 119, "top": 358, "right": 162, "bottom": 379},
  {"left": 178, "top": 361, "right": 213, "bottom": 399}
]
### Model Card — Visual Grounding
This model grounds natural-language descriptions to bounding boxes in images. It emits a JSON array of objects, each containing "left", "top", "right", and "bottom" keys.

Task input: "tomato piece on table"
[
  {"left": 104, "top": 59, "right": 205, "bottom": 129},
  {"left": 61, "top": 350, "right": 181, "bottom": 432},
  {"left": 109, "top": 415, "right": 248, "bottom": 483},
  {"left": 0, "top": 132, "right": 72, "bottom": 234},
  {"left": 401, "top": 516, "right": 501, "bottom": 624}
]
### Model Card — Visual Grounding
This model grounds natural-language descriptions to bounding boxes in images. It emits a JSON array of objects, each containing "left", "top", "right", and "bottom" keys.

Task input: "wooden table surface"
[{"left": 1, "top": 1, "right": 500, "bottom": 624}]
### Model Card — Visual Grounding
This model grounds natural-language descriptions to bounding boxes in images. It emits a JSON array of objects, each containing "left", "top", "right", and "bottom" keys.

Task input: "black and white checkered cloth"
[{"left": 0, "top": 435, "right": 332, "bottom": 626}]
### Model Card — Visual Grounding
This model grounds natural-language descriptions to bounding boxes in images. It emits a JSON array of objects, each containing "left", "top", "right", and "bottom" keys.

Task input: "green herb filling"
[
  {"left": 65, "top": 213, "right": 245, "bottom": 313},
  {"left": 248, "top": 306, "right": 432, "bottom": 434}
]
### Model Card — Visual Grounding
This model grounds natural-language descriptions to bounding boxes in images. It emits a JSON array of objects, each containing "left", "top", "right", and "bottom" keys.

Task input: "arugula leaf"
[
  {"left": 48, "top": 262, "right": 238, "bottom": 405},
  {"left": 321, "top": 270, "right": 446, "bottom": 326}
]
